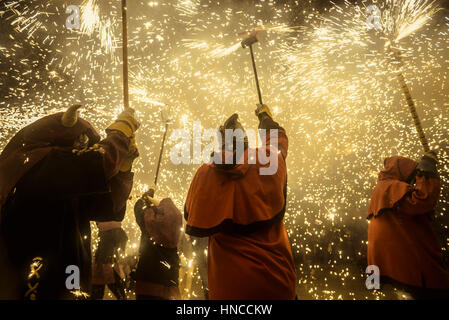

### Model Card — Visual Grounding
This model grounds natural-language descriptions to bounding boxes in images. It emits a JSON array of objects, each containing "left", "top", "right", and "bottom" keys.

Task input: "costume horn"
[{"left": 61, "top": 105, "right": 82, "bottom": 127}]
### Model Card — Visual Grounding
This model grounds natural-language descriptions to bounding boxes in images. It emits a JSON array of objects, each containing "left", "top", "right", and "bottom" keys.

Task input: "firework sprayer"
[
  {"left": 240, "top": 29, "right": 264, "bottom": 105},
  {"left": 384, "top": 40, "right": 431, "bottom": 154}
]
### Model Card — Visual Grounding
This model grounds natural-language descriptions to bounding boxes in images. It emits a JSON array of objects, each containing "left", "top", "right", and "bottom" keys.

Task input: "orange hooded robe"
[
  {"left": 184, "top": 120, "right": 297, "bottom": 300},
  {"left": 367, "top": 156, "right": 449, "bottom": 290}
]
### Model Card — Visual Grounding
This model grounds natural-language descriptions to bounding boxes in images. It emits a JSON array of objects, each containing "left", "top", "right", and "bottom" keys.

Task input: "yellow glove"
[
  {"left": 255, "top": 104, "right": 273, "bottom": 119},
  {"left": 107, "top": 108, "right": 140, "bottom": 138},
  {"left": 120, "top": 136, "right": 139, "bottom": 172}
]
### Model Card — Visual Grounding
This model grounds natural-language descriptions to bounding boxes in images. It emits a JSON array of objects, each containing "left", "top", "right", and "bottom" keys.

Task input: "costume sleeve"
[
  {"left": 98, "top": 131, "right": 131, "bottom": 180},
  {"left": 258, "top": 116, "right": 288, "bottom": 159},
  {"left": 16, "top": 130, "right": 131, "bottom": 197},
  {"left": 86, "top": 131, "right": 133, "bottom": 221},
  {"left": 88, "top": 170, "right": 134, "bottom": 222},
  {"left": 109, "top": 170, "right": 134, "bottom": 219},
  {"left": 396, "top": 176, "right": 441, "bottom": 215}
]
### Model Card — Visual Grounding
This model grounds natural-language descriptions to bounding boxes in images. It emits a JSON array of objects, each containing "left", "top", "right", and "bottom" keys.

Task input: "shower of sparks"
[
  {"left": 183, "top": 23, "right": 300, "bottom": 59},
  {"left": 175, "top": 0, "right": 201, "bottom": 17},
  {"left": 130, "top": 87, "right": 166, "bottom": 107},
  {"left": 209, "top": 42, "right": 241, "bottom": 59},
  {"left": 80, "top": 0, "right": 117, "bottom": 54},
  {"left": 80, "top": 0, "right": 100, "bottom": 35},
  {"left": 1, "top": 0, "right": 448, "bottom": 300},
  {"left": 390, "top": 0, "right": 441, "bottom": 42}
]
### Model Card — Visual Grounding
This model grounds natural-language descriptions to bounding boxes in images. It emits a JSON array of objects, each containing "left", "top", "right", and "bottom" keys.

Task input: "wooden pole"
[
  {"left": 392, "top": 49, "right": 430, "bottom": 153},
  {"left": 121, "top": 0, "right": 130, "bottom": 110},
  {"left": 154, "top": 122, "right": 169, "bottom": 186}
]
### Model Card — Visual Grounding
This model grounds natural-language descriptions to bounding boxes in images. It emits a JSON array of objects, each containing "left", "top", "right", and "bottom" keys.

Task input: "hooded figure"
[
  {"left": 367, "top": 154, "right": 449, "bottom": 298},
  {"left": 91, "top": 221, "right": 129, "bottom": 300},
  {"left": 184, "top": 104, "right": 297, "bottom": 300},
  {"left": 0, "top": 106, "right": 139, "bottom": 299},
  {"left": 133, "top": 190, "right": 182, "bottom": 300}
]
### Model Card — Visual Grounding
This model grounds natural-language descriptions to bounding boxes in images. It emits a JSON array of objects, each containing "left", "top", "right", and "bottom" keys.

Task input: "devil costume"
[
  {"left": 184, "top": 109, "right": 297, "bottom": 300},
  {"left": 0, "top": 106, "right": 137, "bottom": 299},
  {"left": 367, "top": 155, "right": 449, "bottom": 298}
]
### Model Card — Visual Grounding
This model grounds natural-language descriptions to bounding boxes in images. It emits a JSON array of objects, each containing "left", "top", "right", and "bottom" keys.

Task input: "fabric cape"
[
  {"left": 184, "top": 126, "right": 297, "bottom": 300},
  {"left": 0, "top": 113, "right": 100, "bottom": 212},
  {"left": 184, "top": 137, "right": 287, "bottom": 236},
  {"left": 0, "top": 112, "right": 133, "bottom": 299},
  {"left": 143, "top": 198, "right": 183, "bottom": 249},
  {"left": 133, "top": 197, "right": 182, "bottom": 300},
  {"left": 367, "top": 156, "right": 449, "bottom": 289}
]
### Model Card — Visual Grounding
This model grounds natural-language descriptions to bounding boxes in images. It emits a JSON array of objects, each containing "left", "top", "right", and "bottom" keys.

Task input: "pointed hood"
[
  {"left": 368, "top": 156, "right": 418, "bottom": 218},
  {"left": 378, "top": 156, "right": 418, "bottom": 182}
]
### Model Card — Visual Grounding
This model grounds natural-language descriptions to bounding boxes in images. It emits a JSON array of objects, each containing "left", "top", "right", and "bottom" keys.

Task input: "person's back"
[
  {"left": 185, "top": 105, "right": 297, "bottom": 300},
  {"left": 367, "top": 154, "right": 449, "bottom": 298},
  {"left": 0, "top": 106, "right": 139, "bottom": 299},
  {"left": 133, "top": 191, "right": 182, "bottom": 300},
  {"left": 208, "top": 220, "right": 295, "bottom": 299}
]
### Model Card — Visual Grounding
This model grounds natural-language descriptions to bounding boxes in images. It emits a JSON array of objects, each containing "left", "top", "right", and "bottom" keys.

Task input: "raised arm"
[
  {"left": 101, "top": 109, "right": 140, "bottom": 180},
  {"left": 82, "top": 110, "right": 140, "bottom": 221},
  {"left": 256, "top": 104, "right": 288, "bottom": 159},
  {"left": 396, "top": 153, "right": 440, "bottom": 216}
]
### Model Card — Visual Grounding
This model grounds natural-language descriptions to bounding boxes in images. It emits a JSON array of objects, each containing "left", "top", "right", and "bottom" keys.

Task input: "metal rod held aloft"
[
  {"left": 249, "top": 45, "right": 263, "bottom": 105},
  {"left": 122, "top": 0, "right": 130, "bottom": 110},
  {"left": 241, "top": 34, "right": 263, "bottom": 105}
]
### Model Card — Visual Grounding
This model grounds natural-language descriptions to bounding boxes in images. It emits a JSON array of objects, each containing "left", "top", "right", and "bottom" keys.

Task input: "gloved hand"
[
  {"left": 255, "top": 104, "right": 272, "bottom": 120},
  {"left": 416, "top": 150, "right": 438, "bottom": 177},
  {"left": 143, "top": 188, "right": 156, "bottom": 198},
  {"left": 141, "top": 188, "right": 158, "bottom": 207},
  {"left": 119, "top": 136, "right": 139, "bottom": 172},
  {"left": 145, "top": 195, "right": 161, "bottom": 207},
  {"left": 107, "top": 108, "right": 140, "bottom": 138},
  {"left": 424, "top": 151, "right": 438, "bottom": 163}
]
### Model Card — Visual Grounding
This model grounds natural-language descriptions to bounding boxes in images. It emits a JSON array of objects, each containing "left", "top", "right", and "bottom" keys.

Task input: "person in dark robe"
[
  {"left": 91, "top": 221, "right": 128, "bottom": 300},
  {"left": 0, "top": 105, "right": 139, "bottom": 299},
  {"left": 184, "top": 104, "right": 297, "bottom": 300},
  {"left": 367, "top": 153, "right": 449, "bottom": 299},
  {"left": 133, "top": 189, "right": 183, "bottom": 300}
]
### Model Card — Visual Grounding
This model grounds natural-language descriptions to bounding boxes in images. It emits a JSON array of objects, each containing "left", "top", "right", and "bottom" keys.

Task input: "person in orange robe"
[
  {"left": 184, "top": 104, "right": 297, "bottom": 300},
  {"left": 367, "top": 153, "right": 449, "bottom": 299}
]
